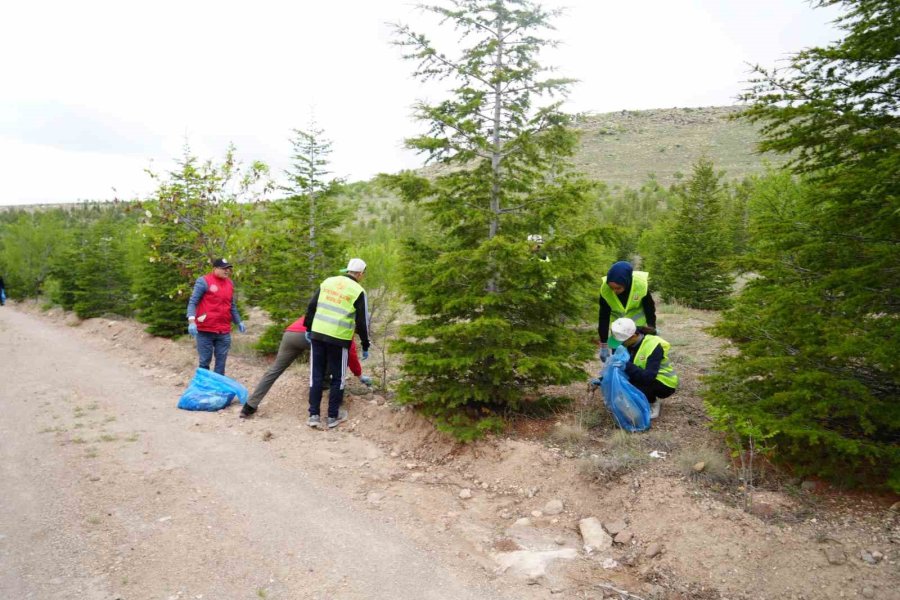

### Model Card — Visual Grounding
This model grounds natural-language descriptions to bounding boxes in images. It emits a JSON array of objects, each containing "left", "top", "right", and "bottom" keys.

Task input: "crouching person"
[{"left": 609, "top": 317, "right": 678, "bottom": 419}]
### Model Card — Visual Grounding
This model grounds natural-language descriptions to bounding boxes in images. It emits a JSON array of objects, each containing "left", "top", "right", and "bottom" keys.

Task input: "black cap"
[{"left": 212, "top": 258, "right": 233, "bottom": 269}]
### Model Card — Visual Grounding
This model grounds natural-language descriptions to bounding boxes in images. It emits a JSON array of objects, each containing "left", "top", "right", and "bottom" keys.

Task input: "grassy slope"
[{"left": 571, "top": 105, "right": 784, "bottom": 188}]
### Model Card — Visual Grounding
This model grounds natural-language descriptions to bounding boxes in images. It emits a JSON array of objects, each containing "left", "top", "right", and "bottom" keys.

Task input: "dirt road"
[{"left": 0, "top": 307, "right": 517, "bottom": 600}]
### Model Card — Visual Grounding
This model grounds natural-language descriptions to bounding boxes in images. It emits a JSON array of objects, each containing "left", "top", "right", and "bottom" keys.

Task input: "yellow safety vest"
[
  {"left": 600, "top": 271, "right": 649, "bottom": 348},
  {"left": 310, "top": 276, "right": 364, "bottom": 341},
  {"left": 633, "top": 335, "right": 678, "bottom": 389}
]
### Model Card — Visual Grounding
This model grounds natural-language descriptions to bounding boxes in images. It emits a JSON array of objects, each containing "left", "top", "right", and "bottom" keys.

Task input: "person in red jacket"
[
  {"left": 239, "top": 315, "right": 371, "bottom": 419},
  {"left": 186, "top": 258, "right": 246, "bottom": 376}
]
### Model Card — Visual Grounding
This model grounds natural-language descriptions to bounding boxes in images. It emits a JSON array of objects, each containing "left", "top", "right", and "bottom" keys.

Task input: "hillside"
[{"left": 571, "top": 105, "right": 783, "bottom": 188}]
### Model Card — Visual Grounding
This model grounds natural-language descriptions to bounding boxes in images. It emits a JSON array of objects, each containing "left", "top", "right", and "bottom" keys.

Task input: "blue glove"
[
  {"left": 362, "top": 350, "right": 369, "bottom": 361},
  {"left": 360, "top": 375, "right": 373, "bottom": 386},
  {"left": 238, "top": 322, "right": 246, "bottom": 334},
  {"left": 599, "top": 347, "right": 610, "bottom": 362},
  {"left": 188, "top": 323, "right": 198, "bottom": 337},
  {"left": 304, "top": 331, "right": 311, "bottom": 343},
  {"left": 611, "top": 359, "right": 625, "bottom": 370}
]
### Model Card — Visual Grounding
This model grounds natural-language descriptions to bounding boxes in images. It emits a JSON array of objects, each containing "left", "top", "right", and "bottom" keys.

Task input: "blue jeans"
[{"left": 196, "top": 331, "right": 232, "bottom": 375}]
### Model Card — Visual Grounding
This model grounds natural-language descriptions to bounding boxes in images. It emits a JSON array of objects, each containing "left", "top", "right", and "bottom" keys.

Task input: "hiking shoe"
[
  {"left": 588, "top": 377, "right": 603, "bottom": 388},
  {"left": 307, "top": 414, "right": 321, "bottom": 428},
  {"left": 327, "top": 409, "right": 348, "bottom": 429},
  {"left": 649, "top": 401, "right": 661, "bottom": 420},
  {"left": 239, "top": 404, "right": 257, "bottom": 419}
]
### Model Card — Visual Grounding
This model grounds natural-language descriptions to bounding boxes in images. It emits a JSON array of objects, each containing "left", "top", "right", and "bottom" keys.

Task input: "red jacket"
[
  {"left": 286, "top": 316, "right": 362, "bottom": 377},
  {"left": 196, "top": 273, "right": 235, "bottom": 334}
]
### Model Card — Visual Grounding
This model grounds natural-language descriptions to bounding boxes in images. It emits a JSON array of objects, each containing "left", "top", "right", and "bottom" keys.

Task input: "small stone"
[
  {"left": 366, "top": 492, "right": 383, "bottom": 504},
  {"left": 645, "top": 543, "right": 662, "bottom": 558},
  {"left": 406, "top": 463, "right": 417, "bottom": 470},
  {"left": 513, "top": 518, "right": 532, "bottom": 527},
  {"left": 823, "top": 546, "right": 846, "bottom": 565},
  {"left": 261, "top": 430, "right": 274, "bottom": 442},
  {"left": 890, "top": 501, "right": 900, "bottom": 512},
  {"left": 862, "top": 587, "right": 875, "bottom": 599},
  {"left": 604, "top": 520, "right": 627, "bottom": 535},
  {"left": 390, "top": 451, "right": 399, "bottom": 458},
  {"left": 531, "top": 510, "right": 543, "bottom": 518},
  {"left": 871, "top": 550, "right": 884, "bottom": 562},
  {"left": 579, "top": 517, "right": 613, "bottom": 552},
  {"left": 614, "top": 531, "right": 634, "bottom": 545},
  {"left": 800, "top": 480, "right": 817, "bottom": 492},
  {"left": 859, "top": 550, "right": 877, "bottom": 565},
  {"left": 601, "top": 557, "right": 619, "bottom": 569},
  {"left": 554, "top": 537, "right": 565, "bottom": 546},
  {"left": 693, "top": 461, "right": 706, "bottom": 472},
  {"left": 459, "top": 488, "right": 473, "bottom": 499},
  {"left": 543, "top": 499, "right": 564, "bottom": 515}
]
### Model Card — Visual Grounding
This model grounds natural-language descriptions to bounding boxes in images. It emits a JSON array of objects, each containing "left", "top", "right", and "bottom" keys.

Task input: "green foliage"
[
  {"left": 135, "top": 145, "right": 271, "bottom": 338},
  {"left": 654, "top": 158, "right": 734, "bottom": 308},
  {"left": 72, "top": 211, "right": 135, "bottom": 318},
  {"left": 710, "top": 0, "right": 900, "bottom": 490},
  {"left": 391, "top": 0, "right": 604, "bottom": 440},
  {"left": 246, "top": 126, "right": 348, "bottom": 353},
  {"left": 0, "top": 209, "right": 70, "bottom": 298}
]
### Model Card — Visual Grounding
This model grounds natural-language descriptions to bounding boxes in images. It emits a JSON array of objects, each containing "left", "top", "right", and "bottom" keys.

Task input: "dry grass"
[{"left": 677, "top": 445, "right": 732, "bottom": 483}]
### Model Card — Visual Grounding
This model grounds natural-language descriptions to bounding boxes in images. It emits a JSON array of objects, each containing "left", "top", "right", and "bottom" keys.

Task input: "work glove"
[
  {"left": 589, "top": 376, "right": 603, "bottom": 387},
  {"left": 238, "top": 322, "right": 246, "bottom": 334},
  {"left": 188, "top": 323, "right": 198, "bottom": 338},
  {"left": 362, "top": 349, "right": 369, "bottom": 361},
  {"left": 611, "top": 358, "right": 625, "bottom": 370},
  {"left": 360, "top": 375, "right": 373, "bottom": 386},
  {"left": 304, "top": 331, "right": 311, "bottom": 343},
  {"left": 599, "top": 347, "right": 610, "bottom": 362}
]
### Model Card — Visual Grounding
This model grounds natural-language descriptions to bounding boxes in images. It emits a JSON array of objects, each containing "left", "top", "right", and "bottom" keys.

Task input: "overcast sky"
[{"left": 0, "top": 0, "right": 841, "bottom": 206}]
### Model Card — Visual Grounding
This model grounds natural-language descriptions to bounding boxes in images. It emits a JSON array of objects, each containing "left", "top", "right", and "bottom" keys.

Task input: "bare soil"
[{"left": 1, "top": 301, "right": 898, "bottom": 600}]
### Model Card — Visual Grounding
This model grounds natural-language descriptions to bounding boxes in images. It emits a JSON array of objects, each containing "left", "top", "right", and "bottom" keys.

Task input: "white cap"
[
  {"left": 527, "top": 234, "right": 544, "bottom": 244},
  {"left": 342, "top": 258, "right": 367, "bottom": 273},
  {"left": 611, "top": 317, "right": 637, "bottom": 342}
]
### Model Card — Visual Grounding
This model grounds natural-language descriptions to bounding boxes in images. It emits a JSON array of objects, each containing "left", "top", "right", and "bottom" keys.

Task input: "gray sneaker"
[
  {"left": 649, "top": 401, "right": 661, "bottom": 420},
  {"left": 307, "top": 414, "right": 321, "bottom": 428},
  {"left": 327, "top": 409, "right": 348, "bottom": 429}
]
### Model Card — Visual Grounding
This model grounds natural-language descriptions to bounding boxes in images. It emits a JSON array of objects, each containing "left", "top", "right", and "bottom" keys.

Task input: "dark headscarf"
[{"left": 606, "top": 261, "right": 633, "bottom": 287}]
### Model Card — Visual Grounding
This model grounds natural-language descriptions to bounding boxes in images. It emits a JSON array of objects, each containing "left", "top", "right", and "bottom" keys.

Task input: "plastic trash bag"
[
  {"left": 177, "top": 368, "right": 248, "bottom": 411},
  {"left": 599, "top": 345, "right": 651, "bottom": 432}
]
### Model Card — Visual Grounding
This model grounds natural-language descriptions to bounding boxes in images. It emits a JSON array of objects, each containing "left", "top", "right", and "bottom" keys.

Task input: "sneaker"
[
  {"left": 327, "top": 409, "right": 348, "bottom": 429},
  {"left": 307, "top": 414, "right": 321, "bottom": 428},
  {"left": 589, "top": 377, "right": 603, "bottom": 387},
  {"left": 649, "top": 401, "right": 661, "bottom": 420},
  {"left": 239, "top": 404, "right": 257, "bottom": 419}
]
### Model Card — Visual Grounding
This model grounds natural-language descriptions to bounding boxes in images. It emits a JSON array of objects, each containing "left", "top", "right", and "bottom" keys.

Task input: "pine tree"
[
  {"left": 249, "top": 126, "right": 348, "bottom": 353},
  {"left": 708, "top": 0, "right": 900, "bottom": 490},
  {"left": 390, "top": 0, "right": 600, "bottom": 438},
  {"left": 656, "top": 158, "right": 733, "bottom": 308},
  {"left": 72, "top": 211, "right": 134, "bottom": 318}
]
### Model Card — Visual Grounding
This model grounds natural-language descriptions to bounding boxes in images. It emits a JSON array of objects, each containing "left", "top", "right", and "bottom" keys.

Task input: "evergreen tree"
[
  {"left": 390, "top": 0, "right": 601, "bottom": 438},
  {"left": 708, "top": 0, "right": 900, "bottom": 489},
  {"left": 249, "top": 126, "right": 348, "bottom": 353},
  {"left": 72, "top": 212, "right": 134, "bottom": 318},
  {"left": 656, "top": 158, "right": 733, "bottom": 308},
  {"left": 135, "top": 145, "right": 271, "bottom": 337}
]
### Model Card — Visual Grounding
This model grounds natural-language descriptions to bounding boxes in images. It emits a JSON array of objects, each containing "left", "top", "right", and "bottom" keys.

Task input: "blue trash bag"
[
  {"left": 599, "top": 345, "right": 651, "bottom": 432},
  {"left": 177, "top": 368, "right": 248, "bottom": 411}
]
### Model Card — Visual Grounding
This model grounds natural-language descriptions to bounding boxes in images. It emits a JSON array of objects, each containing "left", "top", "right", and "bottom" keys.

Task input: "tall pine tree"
[
  {"left": 390, "top": 0, "right": 600, "bottom": 439},
  {"left": 72, "top": 210, "right": 134, "bottom": 318},
  {"left": 707, "top": 0, "right": 900, "bottom": 489},
  {"left": 656, "top": 158, "right": 733, "bottom": 308},
  {"left": 249, "top": 125, "right": 348, "bottom": 353}
]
